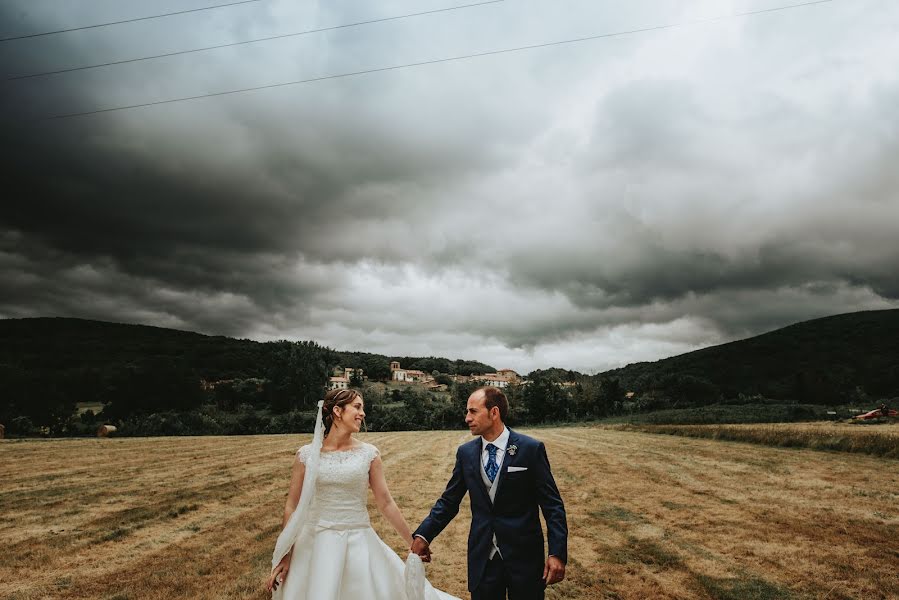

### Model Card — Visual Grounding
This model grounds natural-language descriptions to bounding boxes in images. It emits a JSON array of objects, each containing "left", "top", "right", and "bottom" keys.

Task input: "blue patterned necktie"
[{"left": 485, "top": 443, "right": 499, "bottom": 483}]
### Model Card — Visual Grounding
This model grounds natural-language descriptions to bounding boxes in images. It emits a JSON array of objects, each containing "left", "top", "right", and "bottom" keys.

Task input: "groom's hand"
[
  {"left": 411, "top": 536, "right": 432, "bottom": 562},
  {"left": 543, "top": 556, "right": 565, "bottom": 586}
]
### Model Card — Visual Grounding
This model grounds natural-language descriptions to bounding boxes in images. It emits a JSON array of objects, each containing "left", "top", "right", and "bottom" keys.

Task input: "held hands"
[
  {"left": 410, "top": 536, "right": 432, "bottom": 563},
  {"left": 543, "top": 555, "right": 565, "bottom": 586},
  {"left": 266, "top": 552, "right": 291, "bottom": 593}
]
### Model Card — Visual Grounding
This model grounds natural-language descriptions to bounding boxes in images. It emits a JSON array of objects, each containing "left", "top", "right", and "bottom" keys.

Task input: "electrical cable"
[
  {"left": 8, "top": 0, "right": 505, "bottom": 81},
  {"left": 0, "top": 0, "right": 263, "bottom": 43},
  {"left": 43, "top": 0, "right": 840, "bottom": 121}
]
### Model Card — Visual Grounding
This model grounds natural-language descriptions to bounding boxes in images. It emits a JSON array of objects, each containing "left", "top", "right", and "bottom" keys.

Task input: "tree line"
[{"left": 3, "top": 311, "right": 898, "bottom": 437}]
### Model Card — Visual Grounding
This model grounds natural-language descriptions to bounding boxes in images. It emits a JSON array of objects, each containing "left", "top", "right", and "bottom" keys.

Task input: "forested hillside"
[
  {"left": 2, "top": 310, "right": 897, "bottom": 437},
  {"left": 601, "top": 309, "right": 899, "bottom": 405},
  {"left": 0, "top": 318, "right": 492, "bottom": 434}
]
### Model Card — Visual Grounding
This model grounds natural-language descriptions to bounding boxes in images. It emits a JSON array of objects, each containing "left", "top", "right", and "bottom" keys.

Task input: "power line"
[
  {"left": 45, "top": 0, "right": 839, "bottom": 121},
  {"left": 0, "top": 0, "right": 263, "bottom": 43},
  {"left": 8, "top": 0, "right": 506, "bottom": 81}
]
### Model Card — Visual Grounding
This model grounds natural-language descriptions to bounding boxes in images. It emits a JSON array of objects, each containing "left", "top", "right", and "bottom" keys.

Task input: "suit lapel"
[{"left": 491, "top": 429, "right": 518, "bottom": 503}]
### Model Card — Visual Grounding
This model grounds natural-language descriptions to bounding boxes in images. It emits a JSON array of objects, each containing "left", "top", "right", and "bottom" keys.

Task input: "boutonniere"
[{"left": 507, "top": 445, "right": 518, "bottom": 456}]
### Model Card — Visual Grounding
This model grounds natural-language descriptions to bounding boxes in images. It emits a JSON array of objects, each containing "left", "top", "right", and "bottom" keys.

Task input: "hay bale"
[{"left": 97, "top": 424, "right": 117, "bottom": 437}]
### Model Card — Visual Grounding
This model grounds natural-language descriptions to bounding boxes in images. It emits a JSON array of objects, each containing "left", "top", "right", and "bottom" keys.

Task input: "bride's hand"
[{"left": 266, "top": 553, "right": 291, "bottom": 592}]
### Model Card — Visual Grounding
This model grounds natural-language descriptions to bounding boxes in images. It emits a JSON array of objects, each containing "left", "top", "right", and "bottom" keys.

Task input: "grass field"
[
  {"left": 597, "top": 404, "right": 843, "bottom": 425},
  {"left": 1, "top": 427, "right": 897, "bottom": 599},
  {"left": 616, "top": 422, "right": 899, "bottom": 458}
]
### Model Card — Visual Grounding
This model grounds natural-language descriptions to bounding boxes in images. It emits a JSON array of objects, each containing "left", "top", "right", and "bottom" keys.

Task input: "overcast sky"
[{"left": 2, "top": 0, "right": 898, "bottom": 373}]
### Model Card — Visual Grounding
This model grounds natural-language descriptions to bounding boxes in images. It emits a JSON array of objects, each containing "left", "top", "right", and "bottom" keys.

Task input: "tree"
[
  {"left": 521, "top": 371, "right": 570, "bottom": 423},
  {"left": 571, "top": 378, "right": 607, "bottom": 419},
  {"left": 366, "top": 361, "right": 391, "bottom": 382},
  {"left": 451, "top": 381, "right": 479, "bottom": 414},
  {"left": 434, "top": 373, "right": 453, "bottom": 386},
  {"left": 213, "top": 382, "right": 241, "bottom": 411},
  {"left": 266, "top": 341, "right": 334, "bottom": 412},
  {"left": 597, "top": 378, "right": 625, "bottom": 415},
  {"left": 399, "top": 388, "right": 431, "bottom": 430},
  {"left": 0, "top": 365, "right": 77, "bottom": 434},
  {"left": 793, "top": 370, "right": 840, "bottom": 405},
  {"left": 100, "top": 358, "right": 204, "bottom": 420}
]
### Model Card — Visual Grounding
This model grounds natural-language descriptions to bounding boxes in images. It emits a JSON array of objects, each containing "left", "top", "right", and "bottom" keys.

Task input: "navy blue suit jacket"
[{"left": 414, "top": 430, "right": 568, "bottom": 592}]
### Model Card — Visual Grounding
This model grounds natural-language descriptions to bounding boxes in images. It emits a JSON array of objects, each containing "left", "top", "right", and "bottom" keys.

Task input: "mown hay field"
[
  {"left": 616, "top": 422, "right": 899, "bottom": 458},
  {"left": 1, "top": 427, "right": 897, "bottom": 600}
]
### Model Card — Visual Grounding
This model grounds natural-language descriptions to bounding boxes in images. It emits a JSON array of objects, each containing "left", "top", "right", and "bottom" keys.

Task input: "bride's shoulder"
[
  {"left": 359, "top": 441, "right": 380, "bottom": 461},
  {"left": 296, "top": 443, "right": 313, "bottom": 463}
]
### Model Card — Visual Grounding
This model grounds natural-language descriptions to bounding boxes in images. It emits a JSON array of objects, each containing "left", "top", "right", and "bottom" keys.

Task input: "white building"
[
  {"left": 390, "top": 361, "right": 433, "bottom": 383},
  {"left": 330, "top": 367, "right": 364, "bottom": 390},
  {"left": 329, "top": 376, "right": 349, "bottom": 390},
  {"left": 471, "top": 373, "right": 512, "bottom": 388}
]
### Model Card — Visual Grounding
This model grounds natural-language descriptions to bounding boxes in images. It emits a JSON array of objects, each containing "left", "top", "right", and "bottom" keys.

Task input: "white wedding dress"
[{"left": 276, "top": 441, "right": 460, "bottom": 600}]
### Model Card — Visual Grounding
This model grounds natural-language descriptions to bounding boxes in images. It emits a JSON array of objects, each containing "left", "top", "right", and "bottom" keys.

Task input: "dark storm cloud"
[
  {"left": 0, "top": 0, "right": 542, "bottom": 344},
  {"left": 0, "top": 1, "right": 536, "bottom": 265},
  {"left": 2, "top": 0, "right": 898, "bottom": 372}
]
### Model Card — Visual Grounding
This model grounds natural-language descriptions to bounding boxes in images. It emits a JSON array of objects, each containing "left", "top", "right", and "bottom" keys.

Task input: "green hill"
[
  {"left": 3, "top": 311, "right": 897, "bottom": 435},
  {"left": 601, "top": 309, "right": 899, "bottom": 404},
  {"left": 0, "top": 317, "right": 269, "bottom": 380},
  {"left": 0, "top": 318, "right": 495, "bottom": 434},
  {"left": 0, "top": 317, "right": 494, "bottom": 381}
]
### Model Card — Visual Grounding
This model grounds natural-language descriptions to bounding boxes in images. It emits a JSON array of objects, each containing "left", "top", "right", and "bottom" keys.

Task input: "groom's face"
[{"left": 465, "top": 392, "right": 496, "bottom": 437}]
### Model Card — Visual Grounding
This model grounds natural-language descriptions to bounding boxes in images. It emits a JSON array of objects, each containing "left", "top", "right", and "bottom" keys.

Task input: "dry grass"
[
  {"left": 615, "top": 422, "right": 899, "bottom": 458},
  {"left": 1, "top": 428, "right": 897, "bottom": 600}
]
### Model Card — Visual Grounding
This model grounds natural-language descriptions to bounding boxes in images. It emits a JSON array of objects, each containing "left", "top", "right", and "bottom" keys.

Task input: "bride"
[{"left": 266, "top": 388, "right": 460, "bottom": 600}]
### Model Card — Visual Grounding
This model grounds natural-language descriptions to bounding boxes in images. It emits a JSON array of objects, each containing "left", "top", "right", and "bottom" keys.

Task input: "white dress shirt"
[{"left": 481, "top": 426, "right": 510, "bottom": 474}]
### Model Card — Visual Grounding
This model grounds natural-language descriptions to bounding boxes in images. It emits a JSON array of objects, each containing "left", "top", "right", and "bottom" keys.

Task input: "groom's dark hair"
[{"left": 479, "top": 386, "right": 509, "bottom": 422}]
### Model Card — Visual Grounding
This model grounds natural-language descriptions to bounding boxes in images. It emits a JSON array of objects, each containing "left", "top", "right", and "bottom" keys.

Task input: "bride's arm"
[
  {"left": 369, "top": 455, "right": 414, "bottom": 547},
  {"left": 267, "top": 457, "right": 306, "bottom": 592},
  {"left": 283, "top": 458, "right": 306, "bottom": 526}
]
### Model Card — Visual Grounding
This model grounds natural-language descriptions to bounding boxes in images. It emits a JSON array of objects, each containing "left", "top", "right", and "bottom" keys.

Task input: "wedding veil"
[{"left": 271, "top": 400, "right": 325, "bottom": 571}]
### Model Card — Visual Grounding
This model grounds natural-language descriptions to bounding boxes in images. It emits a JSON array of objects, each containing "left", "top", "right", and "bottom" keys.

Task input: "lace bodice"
[{"left": 297, "top": 441, "right": 379, "bottom": 526}]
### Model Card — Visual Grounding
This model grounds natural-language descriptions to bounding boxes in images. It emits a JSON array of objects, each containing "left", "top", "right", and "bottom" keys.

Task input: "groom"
[{"left": 411, "top": 387, "right": 567, "bottom": 599}]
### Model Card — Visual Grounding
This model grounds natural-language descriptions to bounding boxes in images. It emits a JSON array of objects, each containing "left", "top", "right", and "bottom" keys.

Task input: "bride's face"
[{"left": 334, "top": 396, "right": 365, "bottom": 433}]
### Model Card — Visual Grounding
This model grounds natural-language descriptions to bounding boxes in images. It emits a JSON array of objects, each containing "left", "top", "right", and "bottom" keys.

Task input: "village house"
[
  {"left": 470, "top": 370, "right": 521, "bottom": 388},
  {"left": 329, "top": 367, "right": 364, "bottom": 390},
  {"left": 329, "top": 376, "right": 349, "bottom": 390},
  {"left": 496, "top": 368, "right": 521, "bottom": 383},
  {"left": 390, "top": 361, "right": 433, "bottom": 384}
]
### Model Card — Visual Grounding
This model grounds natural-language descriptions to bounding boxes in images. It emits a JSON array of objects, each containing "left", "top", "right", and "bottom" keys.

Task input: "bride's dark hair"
[{"left": 322, "top": 388, "right": 362, "bottom": 436}]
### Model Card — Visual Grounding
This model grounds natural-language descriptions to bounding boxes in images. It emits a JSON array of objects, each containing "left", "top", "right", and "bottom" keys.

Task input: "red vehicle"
[{"left": 853, "top": 405, "right": 898, "bottom": 420}]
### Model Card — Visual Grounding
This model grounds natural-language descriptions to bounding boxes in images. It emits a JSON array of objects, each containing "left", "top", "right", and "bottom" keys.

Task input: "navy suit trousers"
[{"left": 471, "top": 556, "right": 545, "bottom": 600}]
